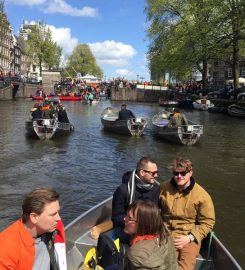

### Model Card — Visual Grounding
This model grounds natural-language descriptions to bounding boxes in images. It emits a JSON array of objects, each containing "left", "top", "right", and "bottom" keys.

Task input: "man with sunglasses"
[
  {"left": 159, "top": 157, "right": 215, "bottom": 270},
  {"left": 112, "top": 156, "right": 160, "bottom": 244}
]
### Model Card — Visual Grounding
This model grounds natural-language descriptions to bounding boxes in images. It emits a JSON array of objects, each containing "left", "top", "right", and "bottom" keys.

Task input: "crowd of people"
[
  {"left": 0, "top": 156, "right": 215, "bottom": 270},
  {"left": 31, "top": 100, "right": 70, "bottom": 123}
]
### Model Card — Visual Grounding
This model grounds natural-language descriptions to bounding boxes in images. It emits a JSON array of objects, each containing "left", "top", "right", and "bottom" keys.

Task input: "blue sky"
[{"left": 5, "top": 0, "right": 151, "bottom": 81}]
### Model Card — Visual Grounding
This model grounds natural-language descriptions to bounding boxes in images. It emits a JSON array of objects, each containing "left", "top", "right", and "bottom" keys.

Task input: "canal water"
[{"left": 0, "top": 99, "right": 244, "bottom": 267}]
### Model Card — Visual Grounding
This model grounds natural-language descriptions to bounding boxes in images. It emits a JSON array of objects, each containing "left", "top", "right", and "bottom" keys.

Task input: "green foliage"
[
  {"left": 26, "top": 22, "right": 62, "bottom": 75},
  {"left": 65, "top": 44, "right": 103, "bottom": 78},
  {"left": 145, "top": 0, "right": 245, "bottom": 87}
]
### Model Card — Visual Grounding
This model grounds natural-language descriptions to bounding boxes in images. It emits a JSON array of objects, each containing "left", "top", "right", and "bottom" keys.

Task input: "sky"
[{"left": 5, "top": 0, "right": 151, "bottom": 81}]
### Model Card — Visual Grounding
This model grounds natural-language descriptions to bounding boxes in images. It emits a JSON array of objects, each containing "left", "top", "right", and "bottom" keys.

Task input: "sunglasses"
[
  {"left": 142, "top": 169, "right": 158, "bottom": 177},
  {"left": 173, "top": 171, "right": 190, "bottom": 176}
]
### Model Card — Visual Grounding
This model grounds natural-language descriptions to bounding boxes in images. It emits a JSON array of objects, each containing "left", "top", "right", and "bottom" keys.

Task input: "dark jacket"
[
  {"left": 112, "top": 171, "right": 160, "bottom": 228},
  {"left": 58, "top": 109, "right": 70, "bottom": 123},
  {"left": 118, "top": 109, "right": 135, "bottom": 120},
  {"left": 32, "top": 109, "right": 43, "bottom": 120}
]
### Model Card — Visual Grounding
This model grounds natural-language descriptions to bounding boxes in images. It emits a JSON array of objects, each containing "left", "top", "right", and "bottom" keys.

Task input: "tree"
[
  {"left": 26, "top": 22, "right": 62, "bottom": 75},
  {"left": 65, "top": 44, "right": 103, "bottom": 78},
  {"left": 212, "top": 0, "right": 245, "bottom": 88},
  {"left": 45, "top": 41, "right": 62, "bottom": 70},
  {"left": 145, "top": 0, "right": 245, "bottom": 87}
]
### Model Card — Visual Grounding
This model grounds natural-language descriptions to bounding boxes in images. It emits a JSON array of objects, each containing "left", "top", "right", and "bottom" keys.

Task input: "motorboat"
[
  {"left": 193, "top": 99, "right": 214, "bottom": 111},
  {"left": 31, "top": 95, "right": 82, "bottom": 101},
  {"left": 101, "top": 107, "right": 147, "bottom": 136},
  {"left": 65, "top": 197, "right": 243, "bottom": 270},
  {"left": 25, "top": 118, "right": 74, "bottom": 140},
  {"left": 227, "top": 104, "right": 245, "bottom": 118},
  {"left": 152, "top": 110, "right": 203, "bottom": 145},
  {"left": 158, "top": 98, "right": 179, "bottom": 107}
]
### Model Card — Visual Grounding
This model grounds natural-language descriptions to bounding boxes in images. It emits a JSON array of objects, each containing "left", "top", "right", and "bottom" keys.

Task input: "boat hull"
[
  {"left": 152, "top": 110, "right": 203, "bottom": 145},
  {"left": 153, "top": 125, "right": 203, "bottom": 145},
  {"left": 158, "top": 99, "right": 178, "bottom": 107},
  {"left": 31, "top": 95, "right": 82, "bottom": 101},
  {"left": 227, "top": 104, "right": 245, "bottom": 118},
  {"left": 25, "top": 119, "right": 73, "bottom": 139},
  {"left": 65, "top": 197, "right": 242, "bottom": 270},
  {"left": 193, "top": 99, "right": 214, "bottom": 111}
]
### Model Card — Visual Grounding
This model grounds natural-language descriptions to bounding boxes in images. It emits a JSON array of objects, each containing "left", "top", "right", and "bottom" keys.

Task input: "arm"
[
  {"left": 182, "top": 114, "right": 188, "bottom": 125},
  {"left": 130, "top": 111, "right": 136, "bottom": 118},
  {"left": 111, "top": 185, "right": 128, "bottom": 228},
  {"left": 190, "top": 192, "right": 215, "bottom": 243}
]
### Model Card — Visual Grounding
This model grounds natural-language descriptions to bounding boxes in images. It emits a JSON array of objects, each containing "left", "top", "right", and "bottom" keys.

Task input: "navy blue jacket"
[
  {"left": 118, "top": 109, "right": 135, "bottom": 120},
  {"left": 111, "top": 171, "right": 160, "bottom": 228}
]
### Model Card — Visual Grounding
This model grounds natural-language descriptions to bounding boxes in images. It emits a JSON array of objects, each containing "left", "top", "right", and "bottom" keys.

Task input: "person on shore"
[
  {"left": 118, "top": 104, "right": 135, "bottom": 121},
  {"left": 159, "top": 157, "right": 215, "bottom": 270},
  {"left": 112, "top": 157, "right": 160, "bottom": 244},
  {"left": 123, "top": 200, "right": 178, "bottom": 270},
  {"left": 0, "top": 187, "right": 67, "bottom": 270},
  {"left": 168, "top": 108, "right": 188, "bottom": 127}
]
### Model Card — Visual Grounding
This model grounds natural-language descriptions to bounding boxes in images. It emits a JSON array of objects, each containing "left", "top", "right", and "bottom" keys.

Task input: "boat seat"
[
  {"left": 154, "top": 120, "right": 168, "bottom": 127},
  {"left": 104, "top": 116, "right": 118, "bottom": 121}
]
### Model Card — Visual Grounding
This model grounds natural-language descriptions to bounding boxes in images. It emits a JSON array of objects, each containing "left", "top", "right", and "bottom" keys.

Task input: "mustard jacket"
[{"left": 159, "top": 178, "right": 215, "bottom": 243}]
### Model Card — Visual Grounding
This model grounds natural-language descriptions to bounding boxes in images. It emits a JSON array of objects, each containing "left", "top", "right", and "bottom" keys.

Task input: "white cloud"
[
  {"left": 9, "top": 0, "right": 98, "bottom": 17},
  {"left": 47, "top": 25, "right": 78, "bottom": 56},
  {"left": 9, "top": 0, "right": 46, "bottom": 5},
  {"left": 115, "top": 69, "right": 130, "bottom": 77},
  {"left": 88, "top": 40, "right": 137, "bottom": 66},
  {"left": 44, "top": 0, "right": 98, "bottom": 17}
]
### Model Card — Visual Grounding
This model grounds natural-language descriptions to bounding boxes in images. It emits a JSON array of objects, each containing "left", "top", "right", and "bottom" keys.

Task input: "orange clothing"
[
  {"left": 0, "top": 219, "right": 67, "bottom": 270},
  {"left": 0, "top": 219, "right": 35, "bottom": 270},
  {"left": 42, "top": 105, "right": 50, "bottom": 111}
]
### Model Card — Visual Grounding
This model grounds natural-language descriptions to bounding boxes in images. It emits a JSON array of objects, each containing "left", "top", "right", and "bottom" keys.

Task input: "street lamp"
[{"left": 137, "top": 74, "right": 139, "bottom": 82}]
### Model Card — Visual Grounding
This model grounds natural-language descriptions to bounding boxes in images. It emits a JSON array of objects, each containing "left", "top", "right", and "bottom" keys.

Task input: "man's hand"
[{"left": 173, "top": 235, "right": 190, "bottom": 250}]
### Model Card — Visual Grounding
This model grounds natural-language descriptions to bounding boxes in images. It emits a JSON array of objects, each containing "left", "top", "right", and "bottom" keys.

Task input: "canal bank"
[
  {"left": 0, "top": 83, "right": 37, "bottom": 100},
  {"left": 1, "top": 82, "right": 245, "bottom": 108}
]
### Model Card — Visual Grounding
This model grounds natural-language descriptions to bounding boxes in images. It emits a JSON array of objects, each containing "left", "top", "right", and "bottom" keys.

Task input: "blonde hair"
[{"left": 170, "top": 157, "right": 192, "bottom": 172}]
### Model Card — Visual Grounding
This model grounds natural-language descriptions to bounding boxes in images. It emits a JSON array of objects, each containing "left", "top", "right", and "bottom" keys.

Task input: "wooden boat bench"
[
  {"left": 104, "top": 116, "right": 118, "bottom": 121},
  {"left": 154, "top": 120, "right": 168, "bottom": 127}
]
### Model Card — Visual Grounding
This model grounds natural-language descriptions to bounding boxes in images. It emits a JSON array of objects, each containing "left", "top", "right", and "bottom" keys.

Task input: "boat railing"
[{"left": 178, "top": 124, "right": 203, "bottom": 134}]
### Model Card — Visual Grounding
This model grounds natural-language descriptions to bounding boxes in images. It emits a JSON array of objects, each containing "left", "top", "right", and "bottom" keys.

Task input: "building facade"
[{"left": 0, "top": 12, "right": 12, "bottom": 77}]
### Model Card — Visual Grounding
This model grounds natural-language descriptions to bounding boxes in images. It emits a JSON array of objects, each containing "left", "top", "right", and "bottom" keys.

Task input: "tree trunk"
[
  {"left": 39, "top": 59, "right": 42, "bottom": 77},
  {"left": 202, "top": 59, "right": 208, "bottom": 88},
  {"left": 232, "top": 35, "right": 239, "bottom": 89}
]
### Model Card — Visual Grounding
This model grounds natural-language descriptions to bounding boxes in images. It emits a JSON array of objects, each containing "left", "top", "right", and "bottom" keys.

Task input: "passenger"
[
  {"left": 0, "top": 188, "right": 67, "bottom": 270},
  {"left": 112, "top": 156, "right": 160, "bottom": 244},
  {"left": 87, "top": 92, "right": 94, "bottom": 105},
  {"left": 31, "top": 105, "right": 43, "bottom": 120},
  {"left": 159, "top": 157, "right": 215, "bottom": 270},
  {"left": 118, "top": 104, "right": 135, "bottom": 120},
  {"left": 123, "top": 200, "right": 178, "bottom": 270},
  {"left": 168, "top": 108, "right": 188, "bottom": 127},
  {"left": 49, "top": 102, "right": 56, "bottom": 119},
  {"left": 57, "top": 106, "right": 70, "bottom": 123}
]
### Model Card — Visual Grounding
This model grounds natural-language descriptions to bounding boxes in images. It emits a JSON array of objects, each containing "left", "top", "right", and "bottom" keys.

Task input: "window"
[
  {"left": 228, "top": 68, "right": 232, "bottom": 77},
  {"left": 241, "top": 67, "right": 245, "bottom": 77}
]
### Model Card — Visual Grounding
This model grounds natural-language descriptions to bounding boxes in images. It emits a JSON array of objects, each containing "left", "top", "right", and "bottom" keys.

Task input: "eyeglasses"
[
  {"left": 142, "top": 170, "right": 159, "bottom": 177},
  {"left": 124, "top": 215, "right": 137, "bottom": 223},
  {"left": 173, "top": 171, "right": 190, "bottom": 176}
]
